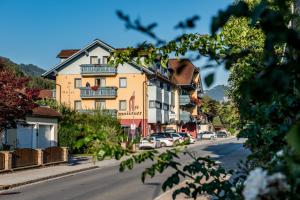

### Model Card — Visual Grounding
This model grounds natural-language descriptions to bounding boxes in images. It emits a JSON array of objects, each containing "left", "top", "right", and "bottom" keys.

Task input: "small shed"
[{"left": 2, "top": 106, "right": 61, "bottom": 149}]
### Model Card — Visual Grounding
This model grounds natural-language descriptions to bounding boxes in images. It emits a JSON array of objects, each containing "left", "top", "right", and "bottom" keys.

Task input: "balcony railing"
[
  {"left": 180, "top": 111, "right": 191, "bottom": 123},
  {"left": 80, "top": 64, "right": 117, "bottom": 76},
  {"left": 80, "top": 87, "right": 117, "bottom": 98},
  {"left": 77, "top": 109, "right": 117, "bottom": 116},
  {"left": 179, "top": 95, "right": 195, "bottom": 106}
]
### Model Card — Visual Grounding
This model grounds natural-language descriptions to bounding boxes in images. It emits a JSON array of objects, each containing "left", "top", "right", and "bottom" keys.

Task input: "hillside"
[
  {"left": 204, "top": 85, "right": 228, "bottom": 102},
  {"left": 19, "top": 63, "right": 46, "bottom": 77},
  {"left": 0, "top": 56, "right": 53, "bottom": 89}
]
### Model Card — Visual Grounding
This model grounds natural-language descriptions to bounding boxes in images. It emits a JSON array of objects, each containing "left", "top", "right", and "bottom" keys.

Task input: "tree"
[
  {"left": 0, "top": 59, "right": 39, "bottom": 132},
  {"left": 201, "top": 95, "right": 219, "bottom": 122},
  {"left": 81, "top": 0, "right": 300, "bottom": 199},
  {"left": 218, "top": 101, "right": 240, "bottom": 134},
  {"left": 37, "top": 99, "right": 125, "bottom": 154}
]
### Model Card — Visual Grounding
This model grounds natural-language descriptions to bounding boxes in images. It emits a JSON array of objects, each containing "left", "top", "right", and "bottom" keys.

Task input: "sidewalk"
[
  {"left": 0, "top": 137, "right": 236, "bottom": 191},
  {"left": 0, "top": 155, "right": 122, "bottom": 190}
]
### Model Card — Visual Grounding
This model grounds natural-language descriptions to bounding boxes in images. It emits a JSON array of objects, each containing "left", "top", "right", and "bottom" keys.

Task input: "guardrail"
[
  {"left": 80, "top": 64, "right": 117, "bottom": 75},
  {"left": 80, "top": 87, "right": 117, "bottom": 98}
]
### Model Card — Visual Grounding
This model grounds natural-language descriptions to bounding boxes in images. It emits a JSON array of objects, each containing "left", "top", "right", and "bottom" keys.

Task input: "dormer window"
[{"left": 90, "top": 56, "right": 98, "bottom": 64}]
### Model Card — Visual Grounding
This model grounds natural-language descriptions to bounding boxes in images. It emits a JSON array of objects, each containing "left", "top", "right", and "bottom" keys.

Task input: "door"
[
  {"left": 17, "top": 125, "right": 34, "bottom": 148},
  {"left": 37, "top": 125, "right": 52, "bottom": 149}
]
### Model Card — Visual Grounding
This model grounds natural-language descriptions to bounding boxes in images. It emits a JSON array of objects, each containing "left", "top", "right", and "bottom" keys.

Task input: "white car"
[
  {"left": 178, "top": 132, "right": 195, "bottom": 144},
  {"left": 188, "top": 134, "right": 196, "bottom": 143},
  {"left": 171, "top": 133, "right": 184, "bottom": 144},
  {"left": 200, "top": 131, "right": 217, "bottom": 140},
  {"left": 151, "top": 133, "right": 174, "bottom": 147},
  {"left": 139, "top": 137, "right": 161, "bottom": 149}
]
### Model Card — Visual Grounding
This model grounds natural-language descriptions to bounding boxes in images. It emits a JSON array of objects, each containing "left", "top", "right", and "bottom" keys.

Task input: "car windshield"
[{"left": 179, "top": 133, "right": 188, "bottom": 137}]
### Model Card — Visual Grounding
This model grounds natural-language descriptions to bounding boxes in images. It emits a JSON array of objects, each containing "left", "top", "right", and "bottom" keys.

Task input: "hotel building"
[{"left": 43, "top": 39, "right": 203, "bottom": 137}]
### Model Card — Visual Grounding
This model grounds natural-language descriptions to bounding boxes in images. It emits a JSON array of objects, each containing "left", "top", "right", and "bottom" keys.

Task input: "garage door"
[
  {"left": 38, "top": 125, "right": 52, "bottom": 149},
  {"left": 17, "top": 125, "right": 34, "bottom": 148}
]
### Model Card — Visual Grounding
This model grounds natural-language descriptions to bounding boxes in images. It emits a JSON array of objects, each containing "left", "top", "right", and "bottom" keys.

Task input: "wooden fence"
[
  {"left": 43, "top": 147, "right": 64, "bottom": 164},
  {"left": 0, "top": 153, "right": 4, "bottom": 170},
  {"left": 0, "top": 147, "right": 68, "bottom": 171},
  {"left": 12, "top": 148, "right": 39, "bottom": 168}
]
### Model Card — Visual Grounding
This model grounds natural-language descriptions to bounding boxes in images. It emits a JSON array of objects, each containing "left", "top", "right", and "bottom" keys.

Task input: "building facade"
[{"left": 43, "top": 39, "right": 203, "bottom": 137}]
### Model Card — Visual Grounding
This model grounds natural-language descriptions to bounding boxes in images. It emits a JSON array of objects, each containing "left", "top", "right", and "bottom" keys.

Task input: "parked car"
[
  {"left": 200, "top": 131, "right": 217, "bottom": 140},
  {"left": 178, "top": 132, "right": 195, "bottom": 144},
  {"left": 216, "top": 131, "right": 228, "bottom": 138},
  {"left": 151, "top": 133, "right": 174, "bottom": 147},
  {"left": 139, "top": 137, "right": 161, "bottom": 149},
  {"left": 170, "top": 133, "right": 184, "bottom": 144}
]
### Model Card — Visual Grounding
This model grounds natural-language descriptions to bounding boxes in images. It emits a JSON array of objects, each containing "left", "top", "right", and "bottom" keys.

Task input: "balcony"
[
  {"left": 80, "top": 64, "right": 117, "bottom": 76},
  {"left": 179, "top": 95, "right": 195, "bottom": 107},
  {"left": 148, "top": 108, "right": 162, "bottom": 124},
  {"left": 147, "top": 85, "right": 162, "bottom": 102},
  {"left": 77, "top": 109, "right": 117, "bottom": 116},
  {"left": 180, "top": 111, "right": 191, "bottom": 123},
  {"left": 80, "top": 87, "right": 117, "bottom": 99}
]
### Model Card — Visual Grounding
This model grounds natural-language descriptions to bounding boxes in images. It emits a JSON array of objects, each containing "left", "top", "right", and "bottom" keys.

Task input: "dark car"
[{"left": 216, "top": 131, "right": 228, "bottom": 138}]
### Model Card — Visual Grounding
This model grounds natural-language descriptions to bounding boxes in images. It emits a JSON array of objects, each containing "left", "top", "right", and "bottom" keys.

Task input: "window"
[
  {"left": 103, "top": 56, "right": 108, "bottom": 64},
  {"left": 90, "top": 56, "right": 99, "bottom": 64},
  {"left": 119, "top": 78, "right": 127, "bottom": 88},
  {"left": 167, "top": 85, "right": 171, "bottom": 91},
  {"left": 156, "top": 101, "right": 162, "bottom": 109},
  {"left": 95, "top": 100, "right": 106, "bottom": 110},
  {"left": 95, "top": 78, "right": 106, "bottom": 87},
  {"left": 74, "top": 78, "right": 82, "bottom": 88},
  {"left": 160, "top": 82, "right": 164, "bottom": 89},
  {"left": 149, "top": 101, "right": 155, "bottom": 108},
  {"left": 119, "top": 100, "right": 127, "bottom": 111},
  {"left": 163, "top": 104, "right": 169, "bottom": 111},
  {"left": 74, "top": 101, "right": 81, "bottom": 110}
]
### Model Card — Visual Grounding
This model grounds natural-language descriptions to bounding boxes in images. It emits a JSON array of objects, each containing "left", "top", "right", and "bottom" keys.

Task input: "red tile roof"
[
  {"left": 57, "top": 49, "right": 80, "bottom": 58},
  {"left": 168, "top": 59, "right": 198, "bottom": 85},
  {"left": 31, "top": 106, "right": 61, "bottom": 118},
  {"left": 38, "top": 89, "right": 53, "bottom": 99}
]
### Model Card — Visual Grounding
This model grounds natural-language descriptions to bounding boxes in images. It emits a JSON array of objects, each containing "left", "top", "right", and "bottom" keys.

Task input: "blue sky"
[{"left": 0, "top": 0, "right": 232, "bottom": 89}]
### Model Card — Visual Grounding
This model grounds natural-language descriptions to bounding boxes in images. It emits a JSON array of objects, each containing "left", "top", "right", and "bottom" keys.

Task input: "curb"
[{"left": 0, "top": 166, "right": 98, "bottom": 191}]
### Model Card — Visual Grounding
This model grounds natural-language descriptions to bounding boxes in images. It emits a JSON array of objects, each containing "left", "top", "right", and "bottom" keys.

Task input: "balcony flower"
[{"left": 91, "top": 85, "right": 99, "bottom": 91}]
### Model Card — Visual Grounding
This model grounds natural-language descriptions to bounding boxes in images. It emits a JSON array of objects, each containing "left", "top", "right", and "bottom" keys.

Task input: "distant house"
[
  {"left": 1, "top": 106, "right": 61, "bottom": 150},
  {"left": 38, "top": 89, "right": 55, "bottom": 100}
]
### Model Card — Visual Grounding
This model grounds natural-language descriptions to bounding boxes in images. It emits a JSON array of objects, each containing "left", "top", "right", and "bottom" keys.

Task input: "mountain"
[
  {"left": 204, "top": 85, "right": 228, "bottom": 102},
  {"left": 0, "top": 56, "right": 53, "bottom": 89},
  {"left": 19, "top": 63, "right": 46, "bottom": 77}
]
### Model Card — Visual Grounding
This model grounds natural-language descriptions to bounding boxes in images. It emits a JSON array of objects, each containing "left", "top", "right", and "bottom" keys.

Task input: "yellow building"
[{"left": 43, "top": 39, "right": 203, "bottom": 137}]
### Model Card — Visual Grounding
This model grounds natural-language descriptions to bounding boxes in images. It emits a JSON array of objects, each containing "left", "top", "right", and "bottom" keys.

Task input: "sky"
[{"left": 0, "top": 0, "right": 232, "bottom": 89}]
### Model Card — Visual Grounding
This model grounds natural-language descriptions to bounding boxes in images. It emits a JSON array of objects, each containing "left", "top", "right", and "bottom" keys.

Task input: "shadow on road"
[
  {"left": 68, "top": 156, "right": 91, "bottom": 166},
  {"left": 202, "top": 142, "right": 250, "bottom": 169}
]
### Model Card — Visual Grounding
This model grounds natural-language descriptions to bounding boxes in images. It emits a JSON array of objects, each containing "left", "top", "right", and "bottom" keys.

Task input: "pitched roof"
[
  {"left": 57, "top": 49, "right": 80, "bottom": 58},
  {"left": 31, "top": 106, "right": 61, "bottom": 118},
  {"left": 38, "top": 89, "right": 53, "bottom": 99},
  {"left": 167, "top": 59, "right": 198, "bottom": 85},
  {"left": 42, "top": 39, "right": 153, "bottom": 78}
]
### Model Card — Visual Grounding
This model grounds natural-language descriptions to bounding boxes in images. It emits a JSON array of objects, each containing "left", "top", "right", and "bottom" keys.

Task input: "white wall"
[{"left": 58, "top": 45, "right": 141, "bottom": 75}]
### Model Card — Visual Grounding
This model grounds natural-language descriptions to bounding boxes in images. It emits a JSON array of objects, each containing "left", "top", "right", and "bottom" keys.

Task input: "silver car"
[{"left": 139, "top": 137, "right": 161, "bottom": 149}]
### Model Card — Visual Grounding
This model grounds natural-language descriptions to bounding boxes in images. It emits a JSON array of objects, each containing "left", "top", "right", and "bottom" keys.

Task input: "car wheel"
[{"left": 161, "top": 142, "right": 166, "bottom": 147}]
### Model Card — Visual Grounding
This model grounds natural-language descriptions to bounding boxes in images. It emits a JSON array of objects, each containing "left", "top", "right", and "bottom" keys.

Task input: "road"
[{"left": 0, "top": 138, "right": 249, "bottom": 200}]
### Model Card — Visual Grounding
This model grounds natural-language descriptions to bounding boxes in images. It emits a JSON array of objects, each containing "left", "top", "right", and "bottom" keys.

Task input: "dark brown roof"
[
  {"left": 168, "top": 59, "right": 197, "bottom": 85},
  {"left": 31, "top": 106, "right": 61, "bottom": 118},
  {"left": 38, "top": 89, "right": 53, "bottom": 99},
  {"left": 57, "top": 49, "right": 80, "bottom": 58}
]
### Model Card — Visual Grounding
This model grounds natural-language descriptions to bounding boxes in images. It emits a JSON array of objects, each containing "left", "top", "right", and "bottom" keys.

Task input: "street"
[{"left": 0, "top": 138, "right": 249, "bottom": 200}]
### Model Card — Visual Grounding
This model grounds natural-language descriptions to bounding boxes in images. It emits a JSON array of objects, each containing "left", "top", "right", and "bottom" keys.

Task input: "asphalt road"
[{"left": 0, "top": 138, "right": 249, "bottom": 200}]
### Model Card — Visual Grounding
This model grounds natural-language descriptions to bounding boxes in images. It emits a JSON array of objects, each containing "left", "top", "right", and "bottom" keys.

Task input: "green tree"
[
  {"left": 81, "top": 0, "right": 300, "bottom": 199},
  {"left": 37, "top": 99, "right": 124, "bottom": 153}
]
